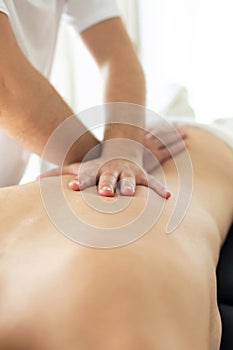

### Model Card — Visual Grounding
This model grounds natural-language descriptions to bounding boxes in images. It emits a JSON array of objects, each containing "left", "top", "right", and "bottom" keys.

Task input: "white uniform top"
[{"left": 0, "top": 0, "right": 121, "bottom": 76}]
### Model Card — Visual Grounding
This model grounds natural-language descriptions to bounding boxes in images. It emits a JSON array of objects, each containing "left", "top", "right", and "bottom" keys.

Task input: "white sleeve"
[
  {"left": 63, "top": 0, "right": 122, "bottom": 33},
  {"left": 0, "top": 0, "right": 9, "bottom": 16}
]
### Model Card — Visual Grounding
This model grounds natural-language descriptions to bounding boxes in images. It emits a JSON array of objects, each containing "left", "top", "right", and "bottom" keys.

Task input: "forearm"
[
  {"left": 0, "top": 13, "right": 99, "bottom": 165},
  {"left": 81, "top": 17, "right": 146, "bottom": 161},
  {"left": 103, "top": 50, "right": 146, "bottom": 106},
  {"left": 0, "top": 69, "right": 99, "bottom": 165},
  {"left": 101, "top": 56, "right": 146, "bottom": 161}
]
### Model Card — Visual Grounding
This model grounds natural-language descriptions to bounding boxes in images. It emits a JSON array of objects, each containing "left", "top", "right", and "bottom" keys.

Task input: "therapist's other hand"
[{"left": 143, "top": 127, "right": 187, "bottom": 172}]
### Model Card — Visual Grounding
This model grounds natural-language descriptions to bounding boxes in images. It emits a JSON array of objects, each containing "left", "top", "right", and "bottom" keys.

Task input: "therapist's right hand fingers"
[{"left": 36, "top": 163, "right": 80, "bottom": 179}]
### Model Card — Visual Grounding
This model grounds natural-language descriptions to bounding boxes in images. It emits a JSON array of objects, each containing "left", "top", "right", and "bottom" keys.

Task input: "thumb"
[{"left": 36, "top": 166, "right": 75, "bottom": 180}]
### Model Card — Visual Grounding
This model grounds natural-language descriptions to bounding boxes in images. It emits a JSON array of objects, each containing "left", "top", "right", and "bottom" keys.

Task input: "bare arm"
[
  {"left": 69, "top": 17, "right": 154, "bottom": 197},
  {"left": 80, "top": 17, "right": 146, "bottom": 160},
  {"left": 0, "top": 13, "right": 99, "bottom": 165},
  {"left": 38, "top": 18, "right": 175, "bottom": 198}
]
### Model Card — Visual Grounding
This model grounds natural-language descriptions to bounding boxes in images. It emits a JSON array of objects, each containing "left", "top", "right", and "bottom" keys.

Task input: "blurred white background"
[{"left": 21, "top": 0, "right": 233, "bottom": 182}]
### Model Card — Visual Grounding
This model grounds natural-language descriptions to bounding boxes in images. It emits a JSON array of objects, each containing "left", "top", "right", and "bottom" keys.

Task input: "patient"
[{"left": 0, "top": 127, "right": 232, "bottom": 350}]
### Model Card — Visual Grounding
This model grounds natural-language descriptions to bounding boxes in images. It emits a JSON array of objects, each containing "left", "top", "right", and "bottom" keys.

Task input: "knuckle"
[
  {"left": 99, "top": 174, "right": 117, "bottom": 183},
  {"left": 120, "top": 170, "right": 133, "bottom": 178},
  {"left": 100, "top": 165, "right": 119, "bottom": 176},
  {"left": 137, "top": 169, "right": 147, "bottom": 181},
  {"left": 152, "top": 179, "right": 163, "bottom": 190},
  {"left": 120, "top": 177, "right": 135, "bottom": 187},
  {"left": 101, "top": 170, "right": 115, "bottom": 177}
]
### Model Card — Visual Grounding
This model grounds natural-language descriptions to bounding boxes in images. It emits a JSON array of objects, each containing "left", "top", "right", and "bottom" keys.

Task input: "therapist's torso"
[{"left": 0, "top": 0, "right": 121, "bottom": 76}]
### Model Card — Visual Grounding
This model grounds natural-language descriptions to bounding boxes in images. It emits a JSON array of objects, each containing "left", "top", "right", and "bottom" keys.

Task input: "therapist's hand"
[
  {"left": 39, "top": 154, "right": 170, "bottom": 199},
  {"left": 143, "top": 126, "right": 187, "bottom": 172},
  {"left": 68, "top": 156, "right": 170, "bottom": 198},
  {"left": 38, "top": 126, "right": 187, "bottom": 198}
]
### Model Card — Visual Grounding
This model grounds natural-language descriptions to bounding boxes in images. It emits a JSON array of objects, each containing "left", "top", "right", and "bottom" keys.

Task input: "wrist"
[
  {"left": 101, "top": 138, "right": 143, "bottom": 164},
  {"left": 84, "top": 141, "right": 103, "bottom": 161}
]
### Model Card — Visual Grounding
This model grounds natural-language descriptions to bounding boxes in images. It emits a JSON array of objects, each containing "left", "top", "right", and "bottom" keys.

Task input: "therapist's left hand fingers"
[{"left": 143, "top": 127, "right": 187, "bottom": 172}]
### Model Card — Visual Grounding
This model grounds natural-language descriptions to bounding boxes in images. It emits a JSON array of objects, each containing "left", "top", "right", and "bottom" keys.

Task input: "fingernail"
[
  {"left": 123, "top": 185, "right": 134, "bottom": 193},
  {"left": 165, "top": 191, "right": 171, "bottom": 199},
  {"left": 69, "top": 180, "right": 82, "bottom": 190},
  {"left": 125, "top": 185, "right": 134, "bottom": 190},
  {"left": 100, "top": 185, "right": 113, "bottom": 192}
]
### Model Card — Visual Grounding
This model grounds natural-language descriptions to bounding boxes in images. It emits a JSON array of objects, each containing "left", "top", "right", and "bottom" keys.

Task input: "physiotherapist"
[{"left": 0, "top": 0, "right": 182, "bottom": 198}]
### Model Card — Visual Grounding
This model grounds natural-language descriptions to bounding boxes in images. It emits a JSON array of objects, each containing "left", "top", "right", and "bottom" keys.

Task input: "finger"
[
  {"left": 36, "top": 167, "right": 63, "bottom": 180},
  {"left": 148, "top": 176, "right": 171, "bottom": 199},
  {"left": 139, "top": 174, "right": 171, "bottom": 199},
  {"left": 159, "top": 140, "right": 187, "bottom": 160},
  {"left": 159, "top": 131, "right": 187, "bottom": 149},
  {"left": 68, "top": 174, "right": 96, "bottom": 191},
  {"left": 177, "top": 127, "right": 188, "bottom": 137},
  {"left": 173, "top": 124, "right": 188, "bottom": 134},
  {"left": 147, "top": 131, "right": 186, "bottom": 150},
  {"left": 37, "top": 163, "right": 81, "bottom": 180},
  {"left": 119, "top": 171, "right": 136, "bottom": 196},
  {"left": 146, "top": 126, "right": 187, "bottom": 137},
  {"left": 143, "top": 140, "right": 187, "bottom": 173},
  {"left": 142, "top": 151, "right": 160, "bottom": 173},
  {"left": 98, "top": 171, "right": 119, "bottom": 197},
  {"left": 144, "top": 132, "right": 187, "bottom": 156}
]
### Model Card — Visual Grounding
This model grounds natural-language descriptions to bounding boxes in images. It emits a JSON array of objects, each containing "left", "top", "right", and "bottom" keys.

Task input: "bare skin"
[
  {"left": 0, "top": 127, "right": 232, "bottom": 350},
  {"left": 0, "top": 15, "right": 145, "bottom": 162},
  {"left": 0, "top": 13, "right": 153, "bottom": 196}
]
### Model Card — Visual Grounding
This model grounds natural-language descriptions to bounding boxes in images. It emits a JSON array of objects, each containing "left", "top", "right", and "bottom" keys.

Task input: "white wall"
[{"left": 139, "top": 0, "right": 233, "bottom": 122}]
